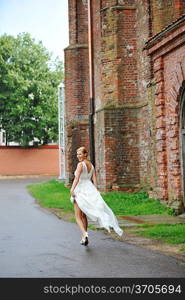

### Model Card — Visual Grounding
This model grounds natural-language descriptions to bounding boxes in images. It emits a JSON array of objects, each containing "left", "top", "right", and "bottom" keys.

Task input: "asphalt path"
[{"left": 0, "top": 178, "right": 185, "bottom": 278}]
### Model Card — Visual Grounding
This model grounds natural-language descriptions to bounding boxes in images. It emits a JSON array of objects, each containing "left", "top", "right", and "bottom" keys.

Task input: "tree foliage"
[{"left": 0, "top": 32, "right": 63, "bottom": 146}]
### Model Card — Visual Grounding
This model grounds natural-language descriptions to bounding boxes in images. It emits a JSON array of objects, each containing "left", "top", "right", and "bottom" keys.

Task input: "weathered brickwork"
[
  {"left": 150, "top": 0, "right": 185, "bottom": 35},
  {"left": 65, "top": 0, "right": 185, "bottom": 213},
  {"left": 64, "top": 0, "right": 90, "bottom": 185},
  {"left": 145, "top": 13, "right": 185, "bottom": 212},
  {"left": 164, "top": 49, "right": 185, "bottom": 212},
  {"left": 103, "top": 107, "right": 140, "bottom": 191},
  {"left": 92, "top": 0, "right": 102, "bottom": 111},
  {"left": 100, "top": 4, "right": 137, "bottom": 105},
  {"left": 135, "top": 0, "right": 153, "bottom": 188}
]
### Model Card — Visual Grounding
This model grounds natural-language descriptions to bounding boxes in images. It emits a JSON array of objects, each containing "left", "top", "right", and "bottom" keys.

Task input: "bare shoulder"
[
  {"left": 85, "top": 159, "right": 93, "bottom": 167},
  {"left": 77, "top": 162, "right": 83, "bottom": 169}
]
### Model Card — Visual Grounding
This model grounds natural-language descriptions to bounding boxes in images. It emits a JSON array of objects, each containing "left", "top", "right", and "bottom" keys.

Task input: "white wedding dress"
[{"left": 74, "top": 161, "right": 123, "bottom": 236}]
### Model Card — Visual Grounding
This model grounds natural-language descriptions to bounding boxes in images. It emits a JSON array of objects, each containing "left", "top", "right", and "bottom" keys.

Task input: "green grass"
[
  {"left": 27, "top": 179, "right": 74, "bottom": 212},
  {"left": 102, "top": 191, "right": 174, "bottom": 216},
  {"left": 180, "top": 245, "right": 185, "bottom": 253},
  {"left": 134, "top": 223, "right": 185, "bottom": 246},
  {"left": 27, "top": 180, "right": 185, "bottom": 249},
  {"left": 27, "top": 179, "right": 175, "bottom": 216}
]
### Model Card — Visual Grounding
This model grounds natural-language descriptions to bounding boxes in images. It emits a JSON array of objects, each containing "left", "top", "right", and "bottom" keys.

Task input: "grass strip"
[
  {"left": 134, "top": 223, "right": 185, "bottom": 248},
  {"left": 27, "top": 179, "right": 174, "bottom": 216}
]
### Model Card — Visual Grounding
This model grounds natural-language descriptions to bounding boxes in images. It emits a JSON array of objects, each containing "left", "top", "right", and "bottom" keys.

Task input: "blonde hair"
[{"left": 76, "top": 146, "right": 88, "bottom": 157}]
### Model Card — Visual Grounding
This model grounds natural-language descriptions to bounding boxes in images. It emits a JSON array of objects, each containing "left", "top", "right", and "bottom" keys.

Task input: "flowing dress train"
[{"left": 74, "top": 161, "right": 123, "bottom": 236}]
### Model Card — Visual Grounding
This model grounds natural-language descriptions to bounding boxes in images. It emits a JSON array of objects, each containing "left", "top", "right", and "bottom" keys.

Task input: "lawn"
[
  {"left": 27, "top": 179, "right": 185, "bottom": 250},
  {"left": 102, "top": 191, "right": 174, "bottom": 216},
  {"left": 134, "top": 223, "right": 185, "bottom": 252},
  {"left": 27, "top": 179, "right": 73, "bottom": 212},
  {"left": 27, "top": 179, "right": 174, "bottom": 216}
]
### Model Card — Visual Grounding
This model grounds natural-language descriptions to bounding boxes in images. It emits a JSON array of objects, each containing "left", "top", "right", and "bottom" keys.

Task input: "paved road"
[{"left": 0, "top": 178, "right": 185, "bottom": 278}]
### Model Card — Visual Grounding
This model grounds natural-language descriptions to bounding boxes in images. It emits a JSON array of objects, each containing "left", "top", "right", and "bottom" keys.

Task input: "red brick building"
[{"left": 64, "top": 0, "right": 185, "bottom": 213}]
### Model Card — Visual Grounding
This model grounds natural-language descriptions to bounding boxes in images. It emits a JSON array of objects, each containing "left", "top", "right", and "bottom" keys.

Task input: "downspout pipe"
[{"left": 87, "top": 0, "right": 95, "bottom": 166}]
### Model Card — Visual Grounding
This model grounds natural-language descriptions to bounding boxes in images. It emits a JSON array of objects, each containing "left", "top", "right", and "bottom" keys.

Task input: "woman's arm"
[
  {"left": 92, "top": 169, "right": 98, "bottom": 189},
  {"left": 70, "top": 162, "right": 83, "bottom": 196}
]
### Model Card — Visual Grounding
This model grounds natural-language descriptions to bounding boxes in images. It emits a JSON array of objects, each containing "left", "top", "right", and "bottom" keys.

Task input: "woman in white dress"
[{"left": 70, "top": 146, "right": 123, "bottom": 246}]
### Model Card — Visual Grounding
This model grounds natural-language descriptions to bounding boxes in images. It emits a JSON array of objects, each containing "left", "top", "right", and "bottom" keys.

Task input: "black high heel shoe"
[{"left": 84, "top": 234, "right": 88, "bottom": 246}]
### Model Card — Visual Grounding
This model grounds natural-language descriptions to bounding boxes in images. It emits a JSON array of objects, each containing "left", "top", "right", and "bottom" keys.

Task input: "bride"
[{"left": 70, "top": 146, "right": 123, "bottom": 246}]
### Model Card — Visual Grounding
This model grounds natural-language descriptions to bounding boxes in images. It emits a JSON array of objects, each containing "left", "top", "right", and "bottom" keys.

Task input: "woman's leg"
[
  {"left": 81, "top": 212, "right": 88, "bottom": 232},
  {"left": 74, "top": 201, "right": 86, "bottom": 236}
]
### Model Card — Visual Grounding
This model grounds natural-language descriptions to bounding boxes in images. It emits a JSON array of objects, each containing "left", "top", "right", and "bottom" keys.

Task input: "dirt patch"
[
  {"left": 106, "top": 227, "right": 185, "bottom": 262},
  {"left": 49, "top": 207, "right": 75, "bottom": 222}
]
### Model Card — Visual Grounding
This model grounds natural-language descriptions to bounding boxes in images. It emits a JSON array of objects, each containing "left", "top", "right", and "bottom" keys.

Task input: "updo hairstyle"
[{"left": 76, "top": 146, "right": 88, "bottom": 157}]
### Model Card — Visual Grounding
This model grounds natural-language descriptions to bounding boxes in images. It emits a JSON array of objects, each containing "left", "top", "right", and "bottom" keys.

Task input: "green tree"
[{"left": 0, "top": 32, "right": 63, "bottom": 146}]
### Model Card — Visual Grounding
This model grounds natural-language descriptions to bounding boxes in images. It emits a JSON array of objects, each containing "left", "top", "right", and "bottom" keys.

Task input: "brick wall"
[
  {"left": 65, "top": 0, "right": 185, "bottom": 212},
  {"left": 0, "top": 146, "right": 59, "bottom": 176},
  {"left": 145, "top": 14, "right": 185, "bottom": 212},
  {"left": 93, "top": 1, "right": 142, "bottom": 190},
  {"left": 150, "top": 0, "right": 185, "bottom": 35},
  {"left": 164, "top": 48, "right": 185, "bottom": 211},
  {"left": 64, "top": 0, "right": 90, "bottom": 185},
  {"left": 104, "top": 108, "right": 140, "bottom": 190},
  {"left": 135, "top": 0, "right": 153, "bottom": 189}
]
